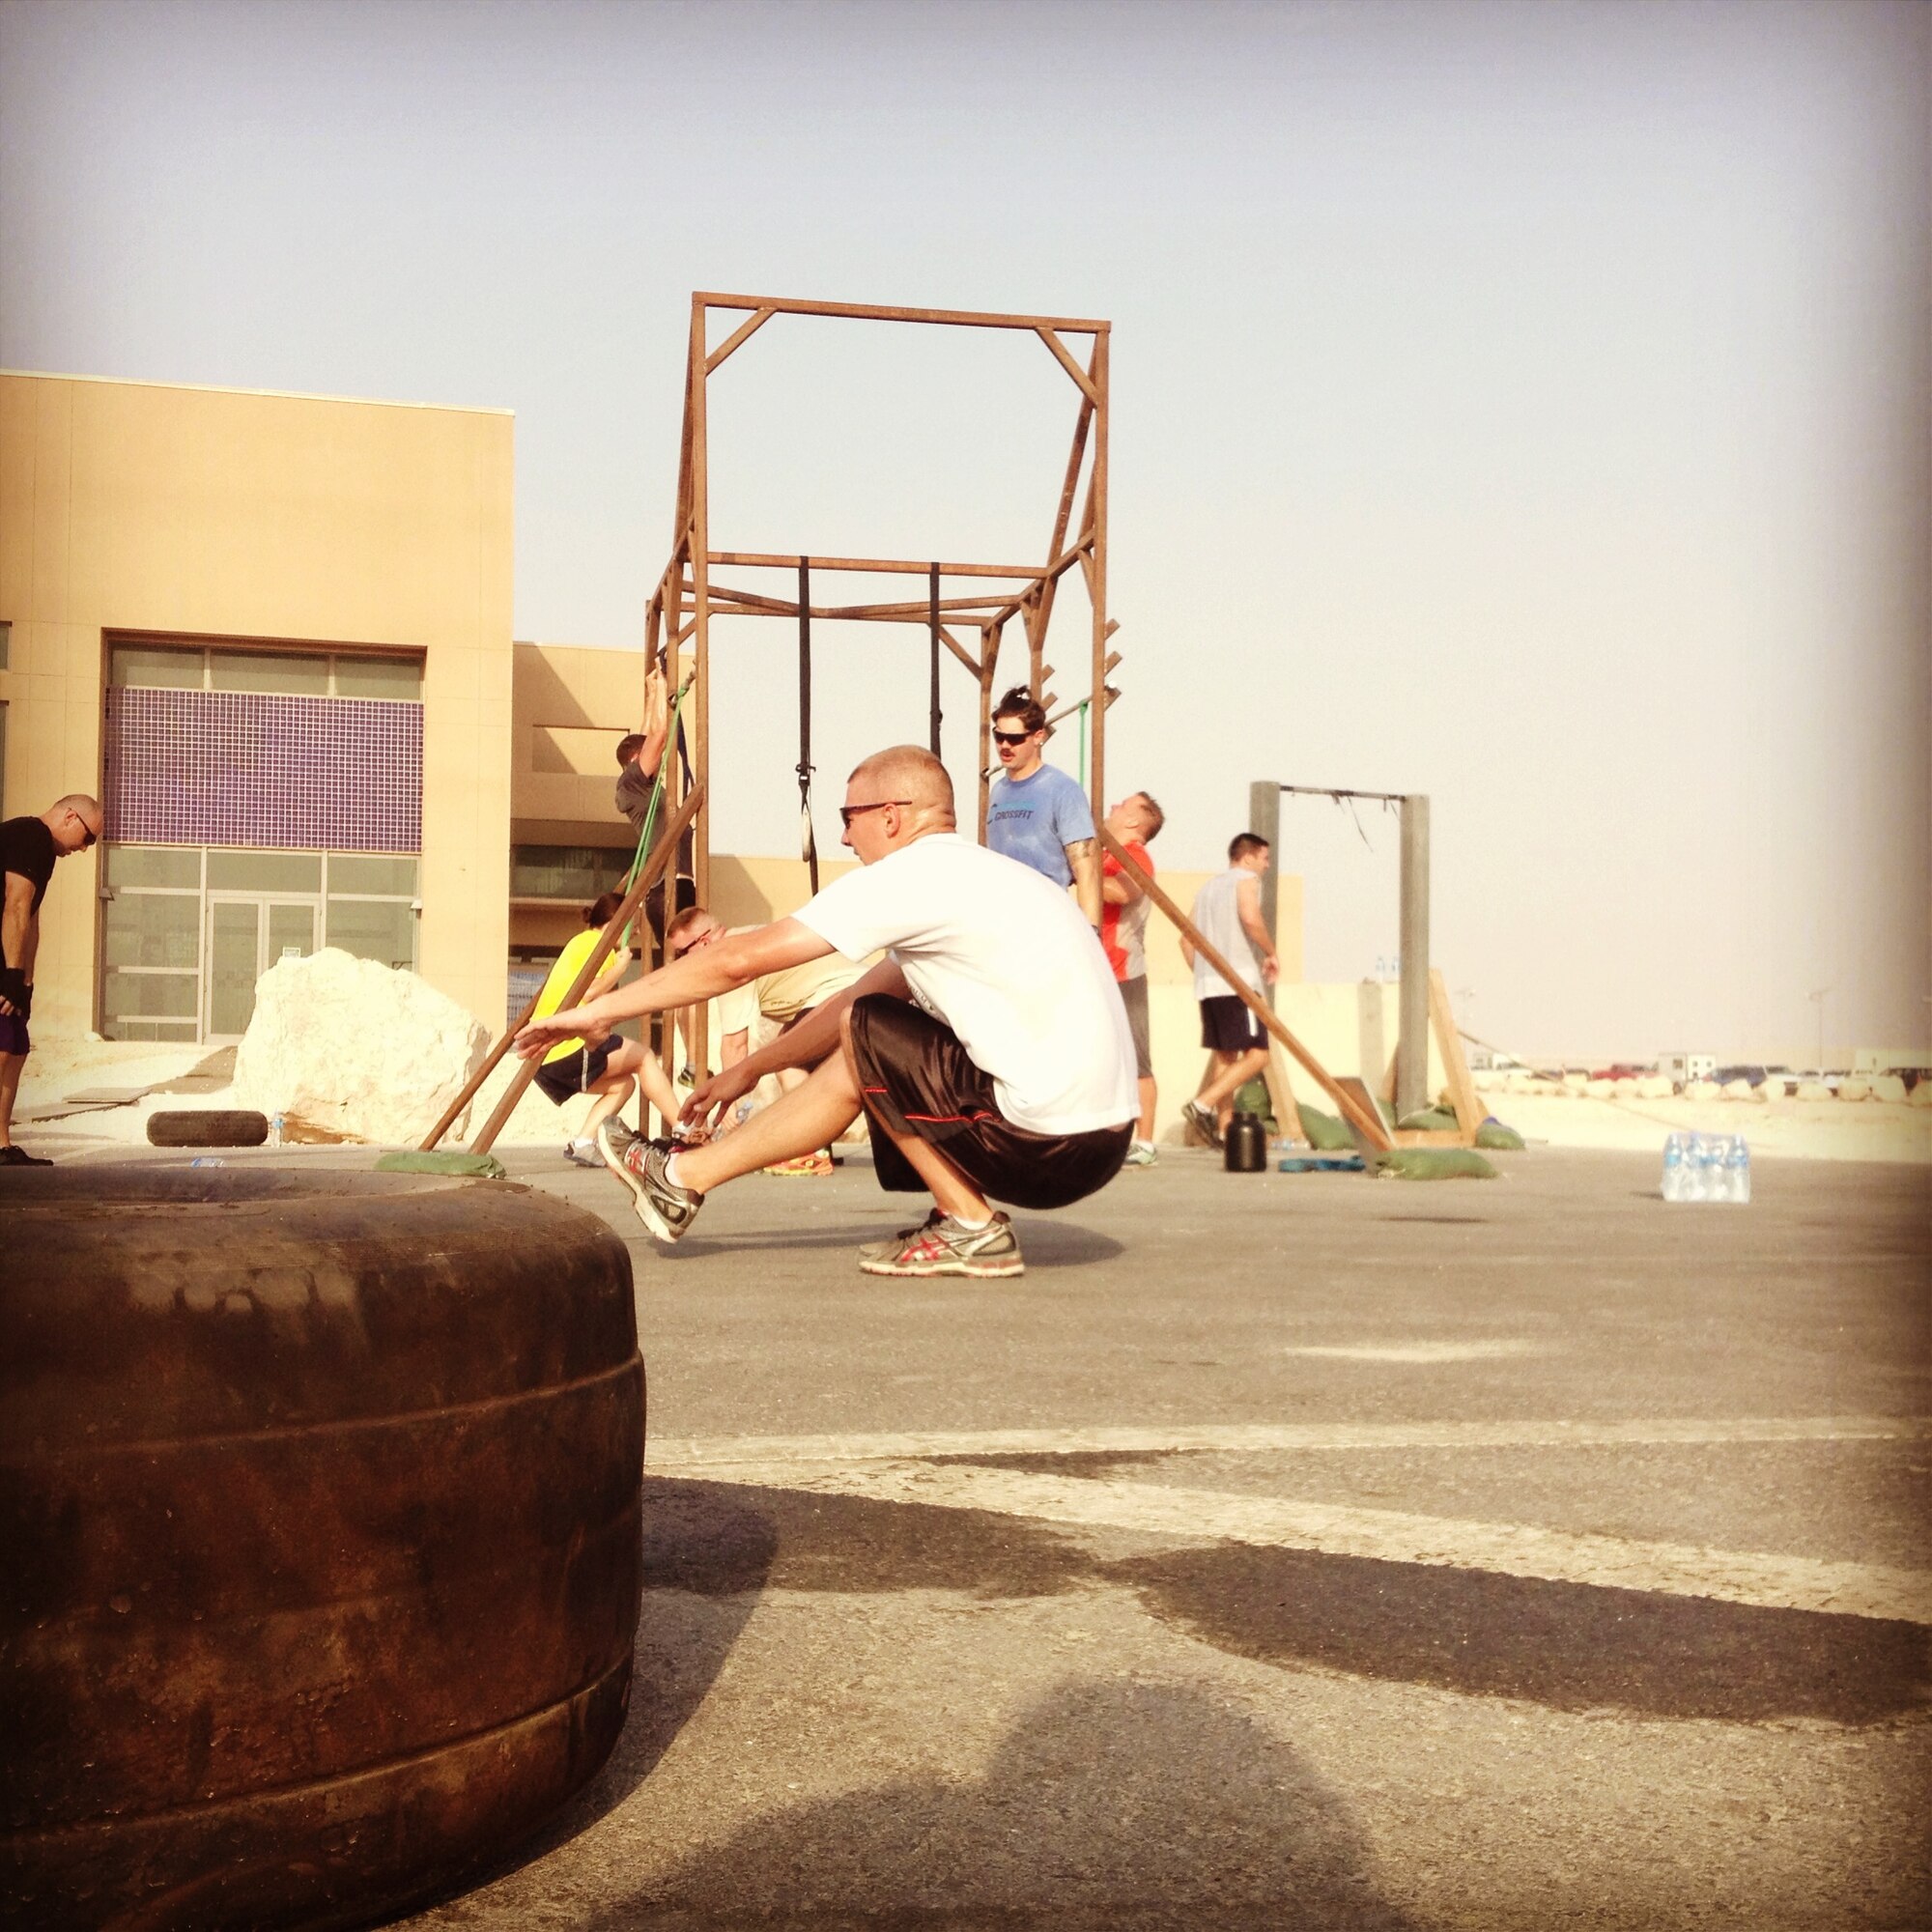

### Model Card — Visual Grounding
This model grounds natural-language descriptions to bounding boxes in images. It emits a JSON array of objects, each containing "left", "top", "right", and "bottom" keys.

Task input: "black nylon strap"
[
  {"left": 928, "top": 560, "right": 942, "bottom": 757},
  {"left": 799, "top": 555, "right": 818, "bottom": 895}
]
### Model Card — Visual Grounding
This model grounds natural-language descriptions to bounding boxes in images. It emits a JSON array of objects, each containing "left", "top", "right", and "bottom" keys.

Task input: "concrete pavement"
[{"left": 367, "top": 1142, "right": 1930, "bottom": 1929}]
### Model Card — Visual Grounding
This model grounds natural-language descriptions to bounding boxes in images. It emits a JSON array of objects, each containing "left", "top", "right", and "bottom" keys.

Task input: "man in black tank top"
[{"left": 2, "top": 794, "right": 104, "bottom": 1166}]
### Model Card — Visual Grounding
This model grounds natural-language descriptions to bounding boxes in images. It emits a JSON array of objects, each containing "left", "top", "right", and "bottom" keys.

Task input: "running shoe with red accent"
[
  {"left": 598, "top": 1120, "right": 703, "bottom": 1242},
  {"left": 857, "top": 1210, "right": 1023, "bottom": 1279}
]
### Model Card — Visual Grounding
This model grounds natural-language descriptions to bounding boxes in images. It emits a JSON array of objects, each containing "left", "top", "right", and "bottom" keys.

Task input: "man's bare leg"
[
  {"left": 0, "top": 1052, "right": 24, "bottom": 1149},
  {"left": 1199, "top": 1045, "right": 1269, "bottom": 1124},
  {"left": 670, "top": 1051, "right": 863, "bottom": 1193},
  {"left": 1136, "top": 1074, "right": 1157, "bottom": 1141}
]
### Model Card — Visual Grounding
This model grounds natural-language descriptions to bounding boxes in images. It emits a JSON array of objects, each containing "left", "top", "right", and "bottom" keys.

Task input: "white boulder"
[
  {"left": 1721, "top": 1078, "right": 1755, "bottom": 1101},
  {"left": 1910, "top": 1081, "right": 1932, "bottom": 1109},
  {"left": 1635, "top": 1075, "right": 1674, "bottom": 1099},
  {"left": 1837, "top": 1077, "right": 1871, "bottom": 1103},
  {"left": 234, "top": 948, "right": 490, "bottom": 1146},
  {"left": 1684, "top": 1079, "right": 1721, "bottom": 1101},
  {"left": 1795, "top": 1080, "right": 1833, "bottom": 1102},
  {"left": 1869, "top": 1074, "right": 1908, "bottom": 1104}
]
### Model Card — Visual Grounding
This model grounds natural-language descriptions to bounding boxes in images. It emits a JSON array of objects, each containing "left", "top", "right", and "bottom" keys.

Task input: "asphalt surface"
[{"left": 374, "top": 1142, "right": 1930, "bottom": 1929}]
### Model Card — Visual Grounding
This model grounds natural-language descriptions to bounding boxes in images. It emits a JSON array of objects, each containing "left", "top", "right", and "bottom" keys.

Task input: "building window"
[
  {"left": 510, "top": 843, "right": 633, "bottom": 902},
  {"left": 99, "top": 846, "right": 421, "bottom": 1041},
  {"left": 110, "top": 640, "right": 423, "bottom": 698}
]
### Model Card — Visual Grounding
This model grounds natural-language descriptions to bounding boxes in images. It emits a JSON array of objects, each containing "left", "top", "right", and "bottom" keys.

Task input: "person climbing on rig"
[{"left": 514, "top": 746, "right": 1135, "bottom": 1277}]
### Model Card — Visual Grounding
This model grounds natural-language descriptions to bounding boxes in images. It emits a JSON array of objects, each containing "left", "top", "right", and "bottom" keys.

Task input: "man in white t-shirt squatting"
[{"left": 513, "top": 745, "right": 1137, "bottom": 1278}]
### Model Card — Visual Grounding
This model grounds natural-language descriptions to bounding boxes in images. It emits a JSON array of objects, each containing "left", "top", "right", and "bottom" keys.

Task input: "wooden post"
[
  {"left": 1086, "top": 327, "right": 1109, "bottom": 821},
  {"left": 1397, "top": 792, "right": 1430, "bottom": 1120},
  {"left": 1096, "top": 827, "right": 1393, "bottom": 1153},
  {"left": 1429, "top": 968, "right": 1484, "bottom": 1141},
  {"left": 468, "top": 785, "right": 705, "bottom": 1157},
  {"left": 687, "top": 298, "right": 712, "bottom": 1080},
  {"left": 978, "top": 621, "right": 999, "bottom": 842},
  {"left": 1247, "top": 780, "right": 1280, "bottom": 1009},
  {"left": 418, "top": 986, "right": 542, "bottom": 1151}
]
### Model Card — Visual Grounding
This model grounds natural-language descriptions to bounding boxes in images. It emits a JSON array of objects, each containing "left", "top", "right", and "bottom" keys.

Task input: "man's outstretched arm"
[
  {"left": 1065, "top": 838, "right": 1102, "bottom": 926},
  {"left": 515, "top": 917, "right": 832, "bottom": 1056}
]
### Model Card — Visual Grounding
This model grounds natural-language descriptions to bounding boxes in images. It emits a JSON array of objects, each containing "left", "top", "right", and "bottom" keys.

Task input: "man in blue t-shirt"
[{"left": 984, "top": 687, "right": 1100, "bottom": 926}]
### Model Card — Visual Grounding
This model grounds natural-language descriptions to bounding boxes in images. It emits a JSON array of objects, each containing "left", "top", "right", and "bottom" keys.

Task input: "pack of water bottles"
[{"left": 1661, "top": 1131, "right": 1751, "bottom": 1204}]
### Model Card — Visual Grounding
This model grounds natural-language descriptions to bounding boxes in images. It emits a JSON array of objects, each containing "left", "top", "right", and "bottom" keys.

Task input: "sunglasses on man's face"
[
  {"left": 991, "top": 729, "right": 1036, "bottom": 748},
  {"left": 69, "top": 812, "right": 98, "bottom": 850},
  {"left": 838, "top": 799, "right": 912, "bottom": 830}
]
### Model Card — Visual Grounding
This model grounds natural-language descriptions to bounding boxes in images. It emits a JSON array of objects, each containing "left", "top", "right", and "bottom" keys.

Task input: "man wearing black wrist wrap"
[{"left": 2, "top": 794, "right": 102, "bottom": 1167}]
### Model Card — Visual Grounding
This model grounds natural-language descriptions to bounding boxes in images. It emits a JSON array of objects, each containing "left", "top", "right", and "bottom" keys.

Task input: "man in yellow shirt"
[{"left": 532, "top": 892, "right": 681, "bottom": 1164}]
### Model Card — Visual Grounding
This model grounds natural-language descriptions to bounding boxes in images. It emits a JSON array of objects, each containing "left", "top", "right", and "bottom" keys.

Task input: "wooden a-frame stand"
[{"left": 643, "top": 293, "right": 1122, "bottom": 1074}]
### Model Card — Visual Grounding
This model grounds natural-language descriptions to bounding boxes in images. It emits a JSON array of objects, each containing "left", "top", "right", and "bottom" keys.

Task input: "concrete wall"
[{"left": 0, "top": 371, "right": 514, "bottom": 1032}]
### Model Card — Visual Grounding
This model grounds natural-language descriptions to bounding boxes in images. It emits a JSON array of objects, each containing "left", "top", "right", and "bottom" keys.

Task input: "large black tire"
[
  {"left": 0, "top": 1168, "right": 643, "bottom": 1931},
  {"left": 146, "top": 1108, "right": 270, "bottom": 1147}
]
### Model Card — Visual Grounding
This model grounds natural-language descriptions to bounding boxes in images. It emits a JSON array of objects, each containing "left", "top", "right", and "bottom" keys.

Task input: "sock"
[
  {"left": 949, "top": 1210, "right": 992, "bottom": 1231},
  {"left": 664, "top": 1150, "right": 691, "bottom": 1191}
]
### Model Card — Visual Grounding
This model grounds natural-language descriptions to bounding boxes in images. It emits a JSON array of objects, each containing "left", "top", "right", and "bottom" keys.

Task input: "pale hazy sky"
[{"left": 3, "top": 0, "right": 1926, "bottom": 1061}]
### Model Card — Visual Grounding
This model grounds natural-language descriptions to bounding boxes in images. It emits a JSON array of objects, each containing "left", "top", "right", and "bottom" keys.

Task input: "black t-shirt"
[{"left": 0, "top": 815, "right": 58, "bottom": 915}]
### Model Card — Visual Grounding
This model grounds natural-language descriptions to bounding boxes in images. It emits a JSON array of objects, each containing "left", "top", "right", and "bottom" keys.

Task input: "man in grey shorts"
[{"left": 1099, "top": 791, "right": 1164, "bottom": 1165}]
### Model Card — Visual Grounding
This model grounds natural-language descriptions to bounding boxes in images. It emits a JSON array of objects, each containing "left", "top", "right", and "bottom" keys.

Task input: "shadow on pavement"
[
  {"left": 1117, "top": 1543, "right": 1932, "bottom": 1724},
  {"left": 579, "top": 1677, "right": 1420, "bottom": 1932}
]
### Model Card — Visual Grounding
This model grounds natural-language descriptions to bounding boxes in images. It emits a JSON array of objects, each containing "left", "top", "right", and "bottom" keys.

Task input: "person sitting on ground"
[
  {"left": 1099, "top": 791, "right": 1165, "bottom": 1167},
  {"left": 984, "top": 686, "right": 1101, "bottom": 927},
  {"left": 529, "top": 891, "right": 682, "bottom": 1166},
  {"left": 1179, "top": 831, "right": 1280, "bottom": 1147},
  {"left": 663, "top": 903, "right": 867, "bottom": 1176},
  {"left": 1, "top": 793, "right": 103, "bottom": 1168},
  {"left": 514, "top": 746, "right": 1136, "bottom": 1278}
]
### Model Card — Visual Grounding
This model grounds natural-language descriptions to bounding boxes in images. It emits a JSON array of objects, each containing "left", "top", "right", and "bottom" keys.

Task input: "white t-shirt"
[
  {"left": 794, "top": 833, "right": 1136, "bottom": 1137},
  {"left": 1190, "top": 867, "right": 1265, "bottom": 1000}
]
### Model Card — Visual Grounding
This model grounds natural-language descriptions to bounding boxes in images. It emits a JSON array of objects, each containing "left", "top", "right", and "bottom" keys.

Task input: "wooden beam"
[
  {"left": 1035, "top": 326, "right": 1101, "bottom": 406},
  {"left": 1097, "top": 827, "right": 1394, "bottom": 1153},
  {"left": 709, "top": 551, "right": 1049, "bottom": 580},
  {"left": 467, "top": 785, "right": 706, "bottom": 1155},
  {"left": 935, "top": 623, "right": 979, "bottom": 675},
  {"left": 696, "top": 291, "right": 1109, "bottom": 334},
  {"left": 1429, "top": 968, "right": 1485, "bottom": 1143},
  {"left": 704, "top": 304, "right": 775, "bottom": 374}
]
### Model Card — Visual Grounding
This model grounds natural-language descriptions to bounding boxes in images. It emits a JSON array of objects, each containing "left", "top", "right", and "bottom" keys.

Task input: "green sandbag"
[
  {"left": 1232, "top": 1077, "right": 1276, "bottom": 1131},
  {"left": 1371, "top": 1148, "right": 1497, "bottom": 1180},
  {"left": 1295, "top": 1105, "right": 1359, "bottom": 1153},
  {"left": 1395, "top": 1105, "right": 1461, "bottom": 1132},
  {"left": 1475, "top": 1118, "right": 1525, "bottom": 1151},
  {"left": 375, "top": 1150, "right": 508, "bottom": 1179}
]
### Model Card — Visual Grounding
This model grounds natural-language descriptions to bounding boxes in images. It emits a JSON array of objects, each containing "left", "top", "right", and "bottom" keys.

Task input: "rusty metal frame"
[{"left": 645, "top": 292, "right": 1120, "bottom": 939}]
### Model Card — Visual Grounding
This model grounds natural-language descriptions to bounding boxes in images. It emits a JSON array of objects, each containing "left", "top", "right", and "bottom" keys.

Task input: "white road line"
[
  {"left": 674, "top": 1458, "right": 1932, "bottom": 1625},
  {"left": 648, "top": 1414, "right": 1931, "bottom": 1470}
]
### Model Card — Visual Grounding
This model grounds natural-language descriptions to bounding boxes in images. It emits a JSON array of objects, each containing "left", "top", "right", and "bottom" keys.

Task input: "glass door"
[{"left": 204, "top": 897, "right": 318, "bottom": 1040}]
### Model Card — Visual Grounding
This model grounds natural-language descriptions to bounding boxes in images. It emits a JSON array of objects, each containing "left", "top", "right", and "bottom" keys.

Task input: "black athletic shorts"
[
  {"left": 533, "top": 1037, "right": 614, "bottom": 1104},
  {"left": 846, "top": 993, "right": 1131, "bottom": 1211},
  {"left": 1200, "top": 993, "right": 1264, "bottom": 1054}
]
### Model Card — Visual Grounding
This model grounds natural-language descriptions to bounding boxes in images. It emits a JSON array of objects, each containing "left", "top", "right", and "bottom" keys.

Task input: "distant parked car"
[{"left": 1711, "top": 1065, "right": 1769, "bottom": 1088}]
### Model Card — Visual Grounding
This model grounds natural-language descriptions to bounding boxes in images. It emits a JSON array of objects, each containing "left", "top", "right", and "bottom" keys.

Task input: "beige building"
[
  {"left": 1, "top": 370, "right": 512, "bottom": 1041},
  {"left": 4, "top": 369, "right": 1440, "bottom": 1142}
]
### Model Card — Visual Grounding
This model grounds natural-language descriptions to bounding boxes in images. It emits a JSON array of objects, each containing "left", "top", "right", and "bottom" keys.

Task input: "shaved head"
[
  {"left": 54, "top": 793, "right": 102, "bottom": 823},
  {"left": 849, "top": 746, "right": 955, "bottom": 823}
]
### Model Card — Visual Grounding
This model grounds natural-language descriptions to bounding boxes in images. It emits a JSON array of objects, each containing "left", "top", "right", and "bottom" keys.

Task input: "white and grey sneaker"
[
  {"left": 598, "top": 1120, "right": 704, "bottom": 1242},
  {"left": 857, "top": 1210, "right": 1024, "bottom": 1279},
  {"left": 563, "top": 1138, "right": 603, "bottom": 1168},
  {"left": 1122, "top": 1139, "right": 1158, "bottom": 1168},
  {"left": 1181, "top": 1099, "right": 1223, "bottom": 1150}
]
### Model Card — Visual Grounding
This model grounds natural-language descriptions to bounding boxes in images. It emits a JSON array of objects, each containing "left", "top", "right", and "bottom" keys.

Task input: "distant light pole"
[{"left": 1808, "top": 987, "right": 1831, "bottom": 1077}]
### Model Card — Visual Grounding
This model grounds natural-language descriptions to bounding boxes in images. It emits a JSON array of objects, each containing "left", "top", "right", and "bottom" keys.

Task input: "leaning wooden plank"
[
  {"left": 1429, "top": 968, "right": 1484, "bottom": 1143},
  {"left": 1263, "top": 1043, "right": 1305, "bottom": 1144},
  {"left": 466, "top": 784, "right": 706, "bottom": 1157},
  {"left": 1096, "top": 827, "right": 1393, "bottom": 1153}
]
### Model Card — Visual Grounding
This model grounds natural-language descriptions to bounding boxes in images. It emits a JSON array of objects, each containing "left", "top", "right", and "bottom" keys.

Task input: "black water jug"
[{"left": 1225, "top": 1111, "right": 1267, "bottom": 1173}]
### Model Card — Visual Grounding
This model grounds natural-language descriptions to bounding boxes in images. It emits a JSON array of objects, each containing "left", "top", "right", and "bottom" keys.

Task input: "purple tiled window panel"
[{"left": 106, "top": 689, "right": 422, "bottom": 851}]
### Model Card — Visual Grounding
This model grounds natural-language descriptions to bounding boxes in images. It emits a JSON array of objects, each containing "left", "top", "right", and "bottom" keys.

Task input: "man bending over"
[{"left": 515, "top": 746, "right": 1135, "bottom": 1278}]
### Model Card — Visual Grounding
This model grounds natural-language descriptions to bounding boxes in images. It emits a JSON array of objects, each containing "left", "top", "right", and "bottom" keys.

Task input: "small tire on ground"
[{"left": 146, "top": 1109, "right": 270, "bottom": 1147}]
